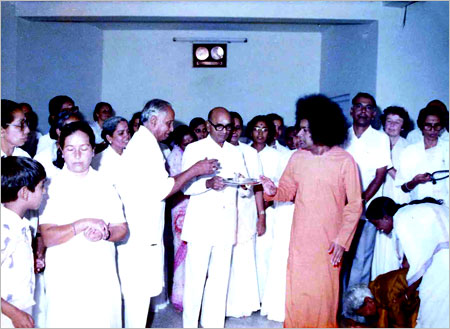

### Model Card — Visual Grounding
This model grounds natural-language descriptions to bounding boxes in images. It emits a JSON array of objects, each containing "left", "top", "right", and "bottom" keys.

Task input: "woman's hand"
[
  {"left": 328, "top": 242, "right": 345, "bottom": 267},
  {"left": 259, "top": 175, "right": 277, "bottom": 196}
]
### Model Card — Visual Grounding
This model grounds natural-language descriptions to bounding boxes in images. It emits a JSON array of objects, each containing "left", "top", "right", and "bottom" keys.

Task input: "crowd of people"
[{"left": 1, "top": 92, "right": 448, "bottom": 328}]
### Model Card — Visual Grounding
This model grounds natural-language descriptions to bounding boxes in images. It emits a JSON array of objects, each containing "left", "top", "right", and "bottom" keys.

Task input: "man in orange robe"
[{"left": 261, "top": 94, "right": 362, "bottom": 327}]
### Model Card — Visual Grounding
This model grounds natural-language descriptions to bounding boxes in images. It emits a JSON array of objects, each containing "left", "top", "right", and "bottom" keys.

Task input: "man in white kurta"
[
  {"left": 115, "top": 99, "right": 217, "bottom": 328},
  {"left": 226, "top": 114, "right": 265, "bottom": 318},
  {"left": 343, "top": 93, "right": 391, "bottom": 296},
  {"left": 116, "top": 124, "right": 173, "bottom": 328},
  {"left": 181, "top": 107, "right": 249, "bottom": 328}
]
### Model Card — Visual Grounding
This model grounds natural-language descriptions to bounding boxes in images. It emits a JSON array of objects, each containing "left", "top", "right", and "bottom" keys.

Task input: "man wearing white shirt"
[
  {"left": 181, "top": 107, "right": 250, "bottom": 328},
  {"left": 267, "top": 113, "right": 291, "bottom": 155},
  {"left": 342, "top": 92, "right": 391, "bottom": 297},
  {"left": 226, "top": 111, "right": 266, "bottom": 318},
  {"left": 115, "top": 99, "right": 218, "bottom": 328}
]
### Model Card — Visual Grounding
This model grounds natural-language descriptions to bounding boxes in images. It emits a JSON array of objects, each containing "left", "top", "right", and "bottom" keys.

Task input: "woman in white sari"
[
  {"left": 91, "top": 116, "right": 130, "bottom": 184},
  {"left": 366, "top": 196, "right": 449, "bottom": 328}
]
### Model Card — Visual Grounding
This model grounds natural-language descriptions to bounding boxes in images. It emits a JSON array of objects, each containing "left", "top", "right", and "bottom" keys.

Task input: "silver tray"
[{"left": 223, "top": 178, "right": 260, "bottom": 186}]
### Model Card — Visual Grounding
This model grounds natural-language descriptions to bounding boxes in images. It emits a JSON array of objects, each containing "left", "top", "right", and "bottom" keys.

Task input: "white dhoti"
[
  {"left": 226, "top": 237, "right": 260, "bottom": 318},
  {"left": 260, "top": 203, "right": 293, "bottom": 322}
]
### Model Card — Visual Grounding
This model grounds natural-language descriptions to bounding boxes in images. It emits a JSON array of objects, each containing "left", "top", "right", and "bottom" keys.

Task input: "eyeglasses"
[
  {"left": 352, "top": 103, "right": 376, "bottom": 112},
  {"left": 423, "top": 123, "right": 442, "bottom": 131},
  {"left": 253, "top": 126, "right": 268, "bottom": 133},
  {"left": 6, "top": 120, "right": 29, "bottom": 131},
  {"left": 208, "top": 120, "right": 233, "bottom": 132}
]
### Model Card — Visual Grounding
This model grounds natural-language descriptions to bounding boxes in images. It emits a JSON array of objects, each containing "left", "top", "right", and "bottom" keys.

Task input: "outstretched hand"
[{"left": 259, "top": 175, "right": 277, "bottom": 196}]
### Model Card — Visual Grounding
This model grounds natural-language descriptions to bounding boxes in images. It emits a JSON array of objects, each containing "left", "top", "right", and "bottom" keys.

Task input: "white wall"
[
  {"left": 102, "top": 30, "right": 321, "bottom": 127},
  {"left": 376, "top": 1, "right": 449, "bottom": 121},
  {"left": 1, "top": 2, "right": 18, "bottom": 100},
  {"left": 320, "top": 22, "right": 378, "bottom": 121},
  {"left": 3, "top": 1, "right": 449, "bottom": 130},
  {"left": 15, "top": 20, "right": 103, "bottom": 132}
]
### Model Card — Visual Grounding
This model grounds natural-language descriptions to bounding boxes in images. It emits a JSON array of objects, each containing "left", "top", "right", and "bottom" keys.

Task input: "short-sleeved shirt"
[
  {"left": 345, "top": 126, "right": 392, "bottom": 204},
  {"left": 1, "top": 206, "right": 35, "bottom": 310}
]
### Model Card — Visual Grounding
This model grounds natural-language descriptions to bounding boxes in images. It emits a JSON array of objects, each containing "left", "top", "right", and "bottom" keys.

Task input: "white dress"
[
  {"left": 226, "top": 142, "right": 263, "bottom": 318},
  {"left": 260, "top": 149, "right": 295, "bottom": 322},
  {"left": 396, "top": 138, "right": 449, "bottom": 206},
  {"left": 255, "top": 145, "right": 284, "bottom": 303},
  {"left": 372, "top": 136, "right": 410, "bottom": 279},
  {"left": 39, "top": 167, "right": 125, "bottom": 328},
  {"left": 394, "top": 203, "right": 449, "bottom": 328},
  {"left": 91, "top": 145, "right": 121, "bottom": 186},
  {"left": 89, "top": 121, "right": 103, "bottom": 144}
]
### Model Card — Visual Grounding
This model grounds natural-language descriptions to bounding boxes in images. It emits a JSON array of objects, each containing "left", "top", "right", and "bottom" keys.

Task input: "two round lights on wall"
[
  {"left": 195, "top": 46, "right": 224, "bottom": 60},
  {"left": 193, "top": 44, "right": 227, "bottom": 67}
]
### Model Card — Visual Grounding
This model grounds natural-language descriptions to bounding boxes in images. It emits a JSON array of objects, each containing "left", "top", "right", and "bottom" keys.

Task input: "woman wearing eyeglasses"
[
  {"left": 396, "top": 105, "right": 449, "bottom": 207},
  {"left": 1, "top": 99, "right": 31, "bottom": 158}
]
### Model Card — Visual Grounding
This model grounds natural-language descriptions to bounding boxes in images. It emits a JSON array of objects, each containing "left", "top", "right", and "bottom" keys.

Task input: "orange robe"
[{"left": 266, "top": 147, "right": 362, "bottom": 328}]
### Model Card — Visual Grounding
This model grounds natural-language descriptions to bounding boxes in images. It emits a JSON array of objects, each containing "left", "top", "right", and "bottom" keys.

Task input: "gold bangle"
[{"left": 258, "top": 210, "right": 265, "bottom": 215}]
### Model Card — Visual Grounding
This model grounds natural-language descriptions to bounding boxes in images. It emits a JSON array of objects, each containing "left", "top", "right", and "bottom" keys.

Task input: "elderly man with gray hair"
[
  {"left": 341, "top": 268, "right": 420, "bottom": 328},
  {"left": 115, "top": 99, "right": 219, "bottom": 328}
]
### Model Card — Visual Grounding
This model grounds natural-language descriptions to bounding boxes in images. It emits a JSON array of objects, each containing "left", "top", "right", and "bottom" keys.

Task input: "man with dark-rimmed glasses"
[{"left": 181, "top": 107, "right": 251, "bottom": 328}]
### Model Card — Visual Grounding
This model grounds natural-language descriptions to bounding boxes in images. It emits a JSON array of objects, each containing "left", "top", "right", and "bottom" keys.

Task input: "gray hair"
[
  {"left": 140, "top": 99, "right": 172, "bottom": 124},
  {"left": 342, "top": 283, "right": 373, "bottom": 322},
  {"left": 101, "top": 116, "right": 128, "bottom": 143}
]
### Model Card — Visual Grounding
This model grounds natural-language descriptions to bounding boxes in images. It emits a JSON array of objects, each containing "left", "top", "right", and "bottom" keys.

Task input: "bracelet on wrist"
[
  {"left": 105, "top": 229, "right": 111, "bottom": 241},
  {"left": 403, "top": 182, "right": 413, "bottom": 192},
  {"left": 258, "top": 210, "right": 265, "bottom": 216}
]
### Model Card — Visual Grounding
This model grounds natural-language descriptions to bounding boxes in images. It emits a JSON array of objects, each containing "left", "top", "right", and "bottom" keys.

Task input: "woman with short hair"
[
  {"left": 372, "top": 106, "right": 412, "bottom": 279},
  {"left": 39, "top": 121, "right": 128, "bottom": 328}
]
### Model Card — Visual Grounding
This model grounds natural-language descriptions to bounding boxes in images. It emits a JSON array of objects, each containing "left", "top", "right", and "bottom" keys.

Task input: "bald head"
[
  {"left": 208, "top": 107, "right": 230, "bottom": 122},
  {"left": 206, "top": 107, "right": 232, "bottom": 146}
]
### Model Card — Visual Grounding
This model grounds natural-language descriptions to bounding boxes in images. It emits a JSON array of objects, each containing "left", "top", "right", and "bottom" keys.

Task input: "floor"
[{"left": 148, "top": 303, "right": 283, "bottom": 328}]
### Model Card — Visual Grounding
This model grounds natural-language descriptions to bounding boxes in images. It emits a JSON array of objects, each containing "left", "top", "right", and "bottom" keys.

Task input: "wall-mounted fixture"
[
  {"left": 173, "top": 37, "right": 247, "bottom": 43},
  {"left": 193, "top": 43, "right": 227, "bottom": 67},
  {"left": 173, "top": 37, "right": 247, "bottom": 68}
]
